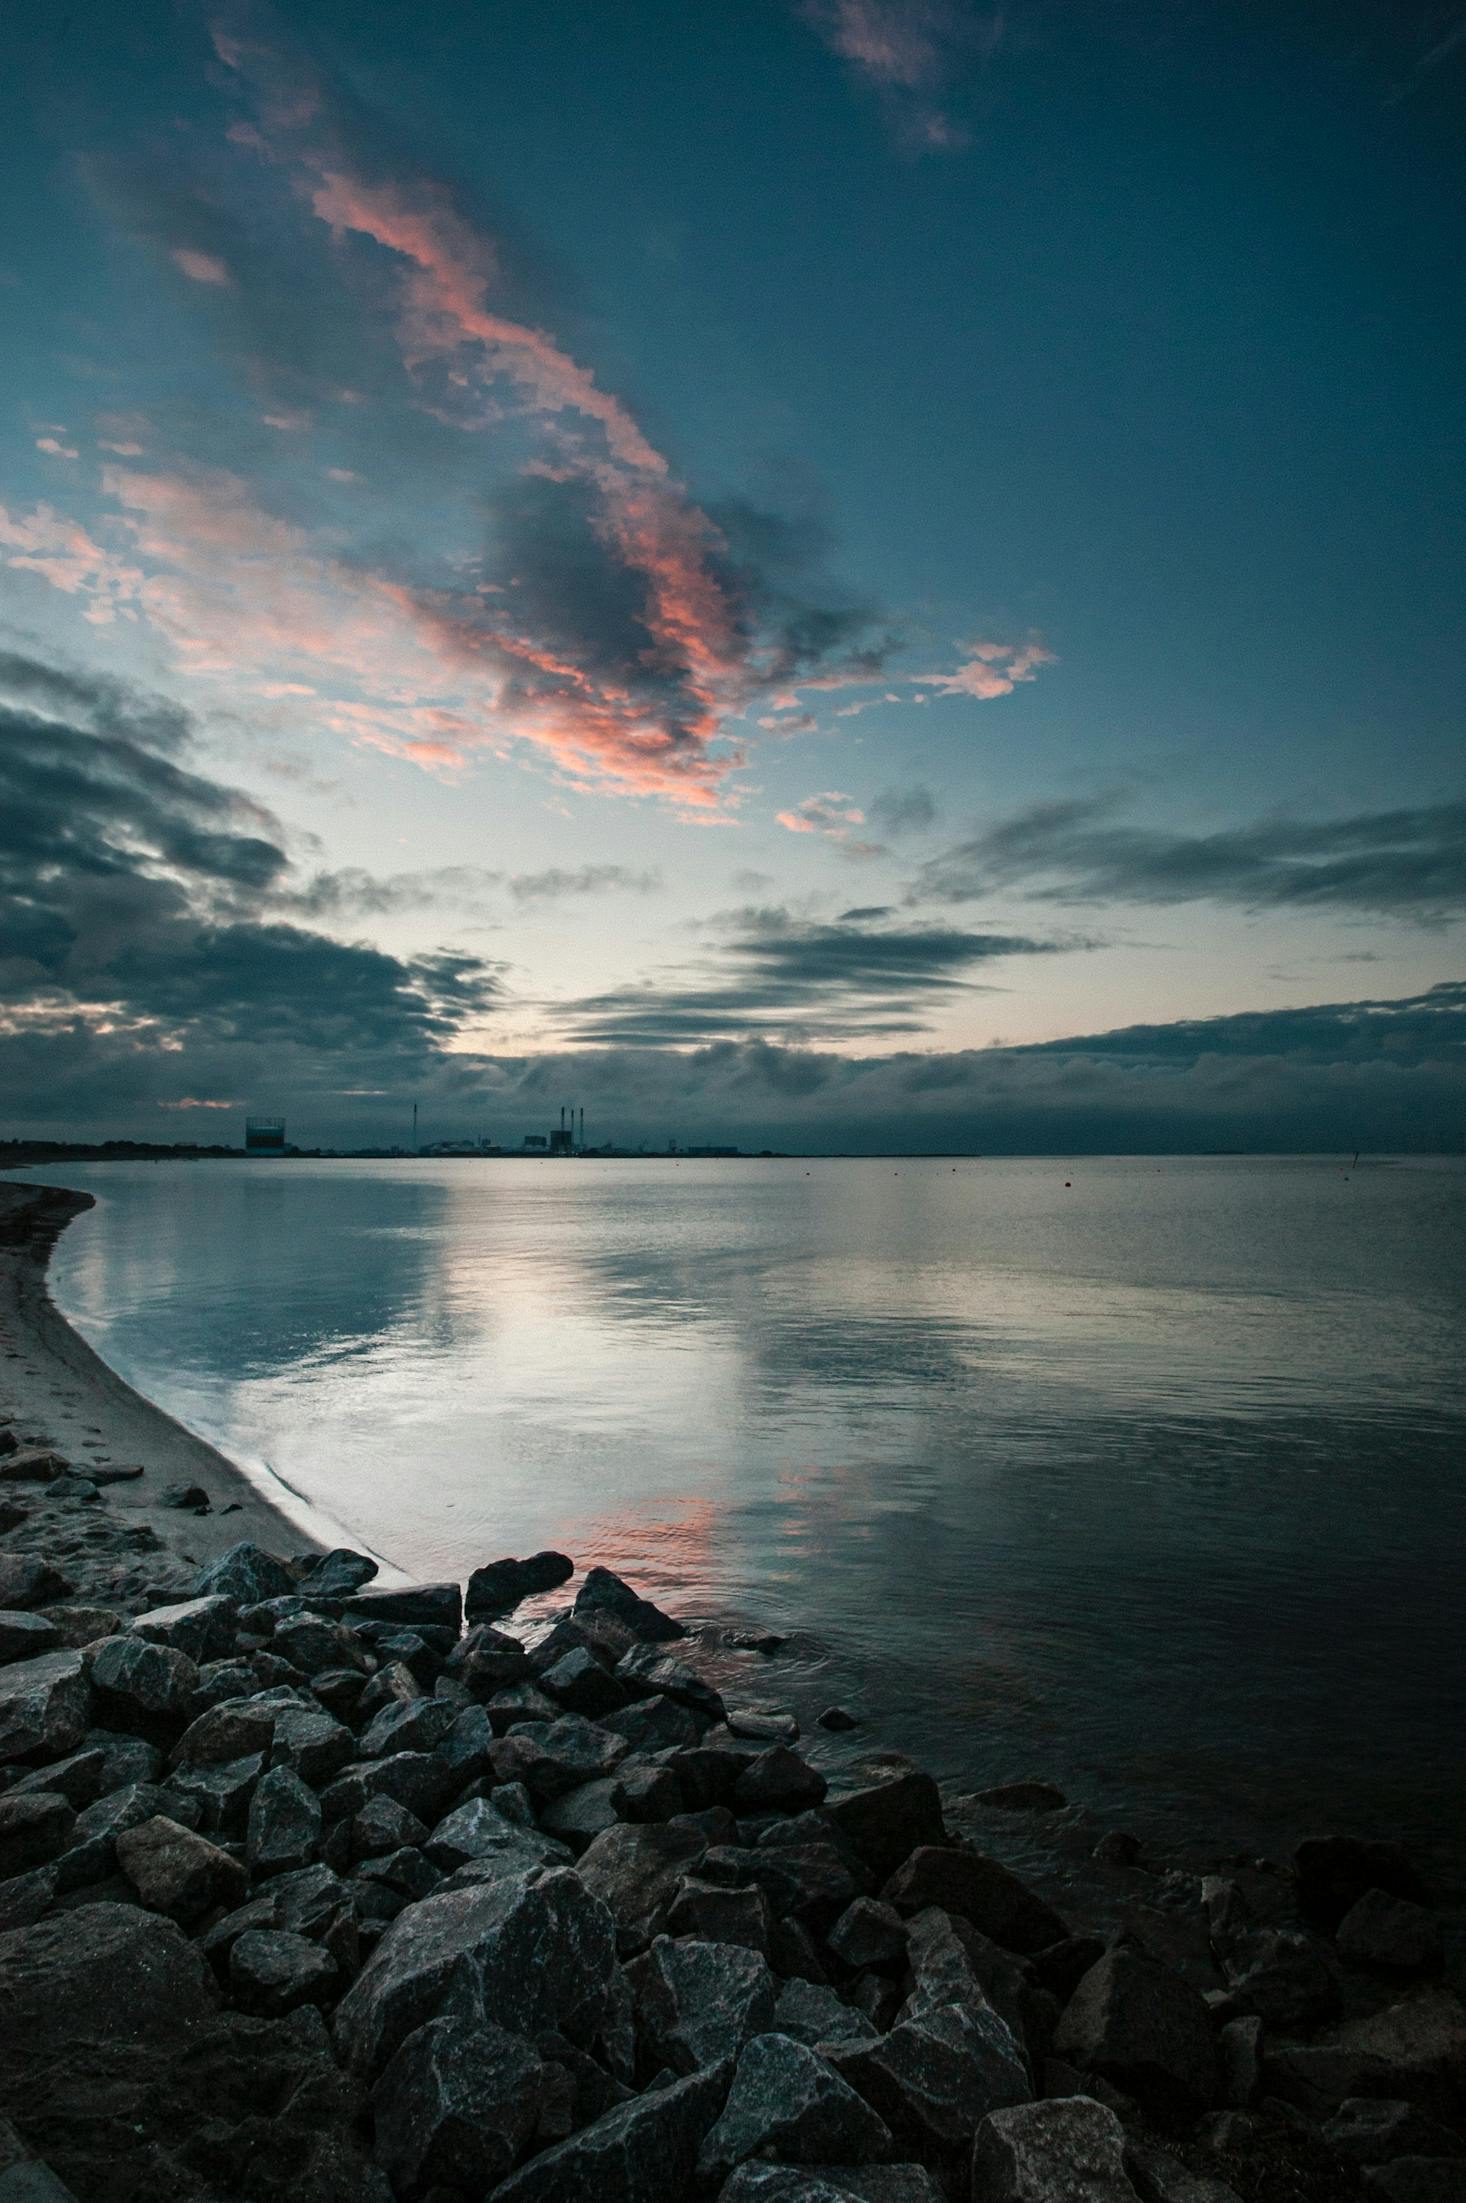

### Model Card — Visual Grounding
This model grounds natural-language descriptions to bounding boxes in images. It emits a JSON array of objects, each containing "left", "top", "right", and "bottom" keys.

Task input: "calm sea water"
[{"left": 17, "top": 1155, "right": 1466, "bottom": 1863}]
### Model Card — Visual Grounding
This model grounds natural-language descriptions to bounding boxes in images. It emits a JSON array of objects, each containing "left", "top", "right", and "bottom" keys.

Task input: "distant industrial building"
[{"left": 244, "top": 1117, "right": 288, "bottom": 1155}]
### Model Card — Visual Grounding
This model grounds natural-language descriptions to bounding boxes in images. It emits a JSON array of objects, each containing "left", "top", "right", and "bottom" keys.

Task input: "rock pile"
[{"left": 1, "top": 1440, "right": 1463, "bottom": 2203}]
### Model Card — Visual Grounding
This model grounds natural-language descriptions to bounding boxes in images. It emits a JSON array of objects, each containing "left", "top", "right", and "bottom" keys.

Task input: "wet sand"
[{"left": 0, "top": 1179, "right": 331, "bottom": 1569}]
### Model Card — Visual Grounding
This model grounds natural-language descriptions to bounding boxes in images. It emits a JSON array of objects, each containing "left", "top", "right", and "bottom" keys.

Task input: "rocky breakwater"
[{"left": 1, "top": 1443, "right": 1464, "bottom": 2203}]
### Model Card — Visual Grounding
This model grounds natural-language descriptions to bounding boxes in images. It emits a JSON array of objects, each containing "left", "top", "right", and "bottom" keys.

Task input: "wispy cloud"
[
  {"left": 557, "top": 904, "right": 1071, "bottom": 1046},
  {"left": 776, "top": 790, "right": 868, "bottom": 840},
  {"left": 800, "top": 0, "right": 1004, "bottom": 151},
  {"left": 916, "top": 796, "right": 1466, "bottom": 919},
  {"left": 915, "top": 638, "right": 1053, "bottom": 700}
]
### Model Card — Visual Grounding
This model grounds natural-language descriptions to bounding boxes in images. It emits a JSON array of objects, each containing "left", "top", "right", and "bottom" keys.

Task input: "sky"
[{"left": 1, "top": 0, "right": 1463, "bottom": 1152}]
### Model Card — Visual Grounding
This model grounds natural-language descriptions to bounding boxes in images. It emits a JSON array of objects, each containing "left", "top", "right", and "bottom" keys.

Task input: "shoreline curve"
[{"left": 0, "top": 1177, "right": 369, "bottom": 1571}]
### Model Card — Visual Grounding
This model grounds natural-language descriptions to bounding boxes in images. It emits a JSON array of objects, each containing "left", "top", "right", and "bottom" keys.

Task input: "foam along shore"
[
  {"left": 2, "top": 1408, "right": 1463, "bottom": 2197},
  {"left": 0, "top": 1179, "right": 374, "bottom": 1573}
]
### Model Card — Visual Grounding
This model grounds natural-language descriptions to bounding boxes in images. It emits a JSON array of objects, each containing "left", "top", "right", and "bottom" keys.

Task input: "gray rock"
[
  {"left": 268, "top": 1700, "right": 356, "bottom": 1785},
  {"left": 373, "top": 2014, "right": 549, "bottom": 2195},
  {"left": 972, "top": 2094, "right": 1138, "bottom": 2202},
  {"left": 666, "top": 1878, "right": 775, "bottom": 1955},
  {"left": 743, "top": 1841, "right": 865, "bottom": 1924},
  {"left": 229, "top": 1926, "right": 338, "bottom": 2014},
  {"left": 825, "top": 1770, "right": 947, "bottom": 1883},
  {"left": 0, "top": 1648, "right": 90, "bottom": 1763},
  {"left": 1054, "top": 1946, "right": 1221, "bottom": 2119},
  {"left": 728, "top": 1705, "right": 801, "bottom": 1744},
  {"left": 1323, "top": 2098, "right": 1466, "bottom": 2165},
  {"left": 166, "top": 1751, "right": 264, "bottom": 1835},
  {"left": 425, "top": 1795, "right": 571, "bottom": 1875},
  {"left": 191, "top": 1540, "right": 297, "bottom": 1605},
  {"left": 1218, "top": 2014, "right": 1261, "bottom": 2107},
  {"left": 1220, "top": 1927, "right": 1339, "bottom": 2030},
  {"left": 735, "top": 1745, "right": 829, "bottom": 1815},
  {"left": 436, "top": 1702, "right": 496, "bottom": 1783},
  {"left": 0, "top": 2147, "right": 83, "bottom": 2203},
  {"left": 0, "top": 1792, "right": 74, "bottom": 1879},
  {"left": 87, "top": 1633, "right": 198, "bottom": 1730},
  {"left": 495, "top": 1713, "right": 631, "bottom": 1800},
  {"left": 883, "top": 1847, "right": 1067, "bottom": 1957},
  {"left": 343, "top": 1581, "right": 463, "bottom": 1632},
  {"left": 57, "top": 1780, "right": 195, "bottom": 1889},
  {"left": 6, "top": 1747, "right": 107, "bottom": 1807},
  {"left": 1262, "top": 1988, "right": 1466, "bottom": 2119},
  {"left": 130, "top": 1594, "right": 238, "bottom": 1665},
  {"left": 833, "top": 1999, "right": 1030, "bottom": 2161},
  {"left": 606, "top": 1695, "right": 704, "bottom": 1753},
  {"left": 540, "top": 1777, "right": 623, "bottom": 1848},
  {"left": 161, "top": 1481, "right": 210, "bottom": 1511},
  {"left": 971, "top": 1781, "right": 1068, "bottom": 1814},
  {"left": 465, "top": 1551, "right": 574, "bottom": 1621},
  {"left": 0, "top": 1611, "right": 61, "bottom": 1665},
  {"left": 828, "top": 1897, "right": 907, "bottom": 1972},
  {"left": 0, "top": 1558, "right": 71, "bottom": 1612},
  {"left": 299, "top": 1548, "right": 379, "bottom": 1597},
  {"left": 541, "top": 1645, "right": 631, "bottom": 1718},
  {"left": 334, "top": 1864, "right": 616, "bottom": 2074},
  {"left": 273, "top": 1615, "right": 369, "bottom": 1678},
  {"left": 774, "top": 1978, "right": 880, "bottom": 2050},
  {"left": 1362, "top": 2164, "right": 1466, "bottom": 2203},
  {"left": 719, "top": 2168, "right": 943, "bottom": 2203},
  {"left": 359, "top": 1694, "right": 456, "bottom": 1759},
  {"left": 494, "top": 2060, "right": 730, "bottom": 2203},
  {"left": 613, "top": 1761, "right": 684, "bottom": 1821},
  {"left": 636, "top": 1934, "right": 778, "bottom": 2073},
  {"left": 247, "top": 1763, "right": 322, "bottom": 1875},
  {"left": 322, "top": 1748, "right": 459, "bottom": 1826},
  {"left": 1337, "top": 1890, "right": 1445, "bottom": 1976},
  {"left": 575, "top": 1565, "right": 687, "bottom": 1642},
  {"left": 617, "top": 1644, "right": 726, "bottom": 1719},
  {"left": 1125, "top": 2138, "right": 1243, "bottom": 2202},
  {"left": 171, "top": 1693, "right": 280, "bottom": 1767},
  {"left": 699, "top": 2033, "right": 892, "bottom": 2188},
  {"left": 578, "top": 1820, "right": 711, "bottom": 1956},
  {"left": 0, "top": 1897, "right": 217, "bottom": 2051},
  {"left": 116, "top": 1813, "right": 248, "bottom": 1922},
  {"left": 349, "top": 1795, "right": 428, "bottom": 1861}
]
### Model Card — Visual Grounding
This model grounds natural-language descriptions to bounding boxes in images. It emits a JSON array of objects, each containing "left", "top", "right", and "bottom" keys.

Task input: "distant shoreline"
[{"left": 0, "top": 1179, "right": 354, "bottom": 1572}]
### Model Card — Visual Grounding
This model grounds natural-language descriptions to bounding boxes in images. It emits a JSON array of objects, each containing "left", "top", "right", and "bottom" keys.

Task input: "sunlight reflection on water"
[{"left": 23, "top": 1153, "right": 1466, "bottom": 1859}]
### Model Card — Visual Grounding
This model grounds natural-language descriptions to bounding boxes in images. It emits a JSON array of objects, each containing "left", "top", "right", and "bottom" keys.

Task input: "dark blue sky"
[{"left": 1, "top": 1, "right": 1462, "bottom": 1146}]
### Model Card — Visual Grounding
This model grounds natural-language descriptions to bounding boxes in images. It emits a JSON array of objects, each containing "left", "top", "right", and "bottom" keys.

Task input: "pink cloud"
[
  {"left": 800, "top": 1, "right": 1000, "bottom": 151},
  {"left": 0, "top": 502, "right": 143, "bottom": 623},
  {"left": 35, "top": 437, "right": 80, "bottom": 460},
  {"left": 776, "top": 790, "right": 867, "bottom": 838},
  {"left": 916, "top": 638, "right": 1055, "bottom": 700},
  {"left": 170, "top": 247, "right": 232, "bottom": 287}
]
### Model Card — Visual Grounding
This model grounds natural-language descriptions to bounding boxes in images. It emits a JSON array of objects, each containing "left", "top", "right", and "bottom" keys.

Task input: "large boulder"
[
  {"left": 0, "top": 1649, "right": 90, "bottom": 1763},
  {"left": 825, "top": 1770, "right": 947, "bottom": 1883},
  {"left": 298, "top": 1548, "right": 379, "bottom": 1598},
  {"left": 130, "top": 1596, "right": 238, "bottom": 1666},
  {"left": 0, "top": 1611, "right": 61, "bottom": 1665},
  {"left": 426, "top": 1797, "right": 570, "bottom": 1879},
  {"left": 247, "top": 1765, "right": 322, "bottom": 1876},
  {"left": 87, "top": 1635, "right": 198, "bottom": 1732},
  {"left": 334, "top": 1865, "right": 616, "bottom": 2074},
  {"left": 1337, "top": 1892, "right": 1445, "bottom": 1977},
  {"left": 972, "top": 2095, "right": 1138, "bottom": 2201},
  {"left": 494, "top": 2061, "right": 731, "bottom": 2203},
  {"left": 635, "top": 1934, "right": 778, "bottom": 2074},
  {"left": 577, "top": 1820, "right": 711, "bottom": 1956},
  {"left": 699, "top": 2034, "right": 894, "bottom": 2189},
  {"left": 883, "top": 1849, "right": 1066, "bottom": 1957},
  {"left": 832, "top": 2000, "right": 1030, "bottom": 2164},
  {"left": 373, "top": 2015, "right": 550, "bottom": 2197},
  {"left": 0, "top": 1557, "right": 71, "bottom": 1612},
  {"left": 115, "top": 1814, "right": 248, "bottom": 1923},
  {"left": 1054, "top": 1946, "right": 1221, "bottom": 2121},
  {"left": 0, "top": 1793, "right": 75, "bottom": 1880},
  {"left": 1262, "top": 1988, "right": 1466, "bottom": 2120},
  {"left": 228, "top": 1928, "right": 338, "bottom": 2016},
  {"left": 342, "top": 1582, "right": 463, "bottom": 1633},
  {"left": 0, "top": 1900, "right": 217, "bottom": 2055},
  {"left": 493, "top": 1713, "right": 631, "bottom": 1801},
  {"left": 735, "top": 1746, "right": 829, "bottom": 1815},
  {"left": 192, "top": 1542, "right": 297, "bottom": 1605},
  {"left": 575, "top": 1566, "right": 687, "bottom": 1643},
  {"left": 465, "top": 1552, "right": 574, "bottom": 1621}
]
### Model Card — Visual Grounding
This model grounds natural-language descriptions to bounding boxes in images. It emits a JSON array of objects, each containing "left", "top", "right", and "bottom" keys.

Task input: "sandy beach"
[{"left": 0, "top": 1179, "right": 328, "bottom": 1572}]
